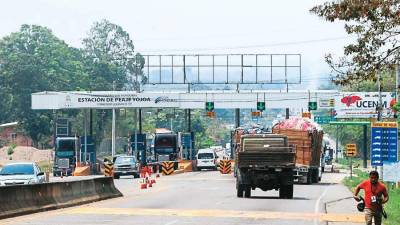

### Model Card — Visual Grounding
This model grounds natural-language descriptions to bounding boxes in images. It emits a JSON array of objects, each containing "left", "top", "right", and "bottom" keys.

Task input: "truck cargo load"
[{"left": 272, "top": 117, "right": 324, "bottom": 184}]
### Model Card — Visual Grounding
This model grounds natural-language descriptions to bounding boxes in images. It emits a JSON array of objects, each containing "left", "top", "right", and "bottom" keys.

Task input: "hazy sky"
[{"left": 0, "top": 0, "right": 353, "bottom": 88}]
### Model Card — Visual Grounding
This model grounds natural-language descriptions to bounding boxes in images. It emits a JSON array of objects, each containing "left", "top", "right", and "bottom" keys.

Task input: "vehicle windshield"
[
  {"left": 197, "top": 153, "right": 214, "bottom": 159},
  {"left": 0, "top": 164, "right": 34, "bottom": 175},
  {"left": 115, "top": 157, "right": 136, "bottom": 164},
  {"left": 154, "top": 148, "right": 174, "bottom": 154},
  {"left": 57, "top": 139, "right": 75, "bottom": 151}
]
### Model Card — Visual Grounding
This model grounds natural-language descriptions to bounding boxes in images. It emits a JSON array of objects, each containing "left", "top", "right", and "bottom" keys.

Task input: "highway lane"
[{"left": 1, "top": 171, "right": 364, "bottom": 225}]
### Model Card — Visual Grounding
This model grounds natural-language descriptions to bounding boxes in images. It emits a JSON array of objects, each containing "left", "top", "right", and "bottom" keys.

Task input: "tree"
[
  {"left": 82, "top": 19, "right": 145, "bottom": 91},
  {"left": 310, "top": 1, "right": 400, "bottom": 85},
  {"left": 0, "top": 24, "right": 87, "bottom": 146}
]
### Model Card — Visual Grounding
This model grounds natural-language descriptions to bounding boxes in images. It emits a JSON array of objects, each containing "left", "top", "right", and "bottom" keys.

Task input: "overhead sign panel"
[
  {"left": 32, "top": 92, "right": 180, "bottom": 109},
  {"left": 31, "top": 91, "right": 399, "bottom": 119},
  {"left": 371, "top": 122, "right": 398, "bottom": 166},
  {"left": 335, "top": 92, "right": 396, "bottom": 119}
]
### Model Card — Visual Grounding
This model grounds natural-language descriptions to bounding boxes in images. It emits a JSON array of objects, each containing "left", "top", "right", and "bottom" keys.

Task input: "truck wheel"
[
  {"left": 279, "top": 187, "right": 286, "bottom": 198},
  {"left": 285, "top": 185, "right": 294, "bottom": 199},
  {"left": 306, "top": 172, "right": 312, "bottom": 184},
  {"left": 114, "top": 174, "right": 120, "bottom": 179},
  {"left": 244, "top": 186, "right": 251, "bottom": 198},
  {"left": 312, "top": 169, "right": 319, "bottom": 183},
  {"left": 237, "top": 184, "right": 244, "bottom": 198}
]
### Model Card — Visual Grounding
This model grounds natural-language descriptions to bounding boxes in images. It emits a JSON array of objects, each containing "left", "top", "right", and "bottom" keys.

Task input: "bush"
[{"left": 7, "top": 144, "right": 16, "bottom": 155}]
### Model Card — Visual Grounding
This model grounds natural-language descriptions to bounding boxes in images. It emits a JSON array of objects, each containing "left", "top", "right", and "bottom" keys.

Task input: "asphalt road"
[{"left": 1, "top": 170, "right": 364, "bottom": 225}]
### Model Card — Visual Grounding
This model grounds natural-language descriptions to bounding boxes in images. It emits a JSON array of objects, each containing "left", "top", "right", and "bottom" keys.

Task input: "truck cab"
[
  {"left": 53, "top": 137, "right": 78, "bottom": 176},
  {"left": 153, "top": 131, "right": 178, "bottom": 162}
]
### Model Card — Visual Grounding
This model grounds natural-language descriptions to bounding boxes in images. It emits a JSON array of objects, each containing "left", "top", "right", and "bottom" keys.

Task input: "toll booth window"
[{"left": 197, "top": 153, "right": 214, "bottom": 159}]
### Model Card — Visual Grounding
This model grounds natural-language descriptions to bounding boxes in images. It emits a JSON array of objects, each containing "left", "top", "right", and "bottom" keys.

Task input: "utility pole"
[
  {"left": 286, "top": 83, "right": 289, "bottom": 119},
  {"left": 111, "top": 81, "right": 116, "bottom": 158},
  {"left": 377, "top": 73, "right": 383, "bottom": 179},
  {"left": 235, "top": 84, "right": 240, "bottom": 128}
]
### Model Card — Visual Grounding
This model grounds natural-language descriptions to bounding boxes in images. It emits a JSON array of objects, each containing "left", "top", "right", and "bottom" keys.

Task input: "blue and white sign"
[{"left": 371, "top": 122, "right": 398, "bottom": 166}]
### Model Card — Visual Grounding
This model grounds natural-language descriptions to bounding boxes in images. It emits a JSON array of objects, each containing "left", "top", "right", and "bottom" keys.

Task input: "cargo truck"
[
  {"left": 233, "top": 128, "right": 296, "bottom": 199},
  {"left": 272, "top": 117, "right": 324, "bottom": 184},
  {"left": 53, "top": 137, "right": 78, "bottom": 176}
]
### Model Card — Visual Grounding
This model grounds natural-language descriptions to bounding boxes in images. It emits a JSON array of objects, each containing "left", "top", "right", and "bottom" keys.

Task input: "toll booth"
[
  {"left": 130, "top": 133, "right": 147, "bottom": 165},
  {"left": 180, "top": 132, "right": 195, "bottom": 160},
  {"left": 80, "top": 136, "right": 96, "bottom": 173}
]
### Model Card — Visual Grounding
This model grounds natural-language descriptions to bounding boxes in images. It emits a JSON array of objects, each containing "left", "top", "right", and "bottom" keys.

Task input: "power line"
[{"left": 137, "top": 36, "right": 352, "bottom": 53}]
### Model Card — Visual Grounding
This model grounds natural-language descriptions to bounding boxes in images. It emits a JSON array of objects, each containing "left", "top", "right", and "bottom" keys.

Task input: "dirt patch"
[{"left": 0, "top": 146, "right": 53, "bottom": 165}]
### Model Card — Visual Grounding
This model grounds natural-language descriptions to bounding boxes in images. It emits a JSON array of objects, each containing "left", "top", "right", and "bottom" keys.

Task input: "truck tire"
[
  {"left": 279, "top": 187, "right": 285, "bottom": 198},
  {"left": 312, "top": 169, "right": 319, "bottom": 183},
  {"left": 244, "top": 186, "right": 251, "bottom": 198},
  {"left": 237, "top": 184, "right": 244, "bottom": 198},
  {"left": 114, "top": 174, "right": 120, "bottom": 179},
  {"left": 280, "top": 185, "right": 294, "bottom": 199},
  {"left": 306, "top": 172, "right": 312, "bottom": 184},
  {"left": 285, "top": 185, "right": 294, "bottom": 199}
]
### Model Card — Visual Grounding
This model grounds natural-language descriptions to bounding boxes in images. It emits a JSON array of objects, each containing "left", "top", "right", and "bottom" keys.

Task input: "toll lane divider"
[
  {"left": 161, "top": 161, "right": 175, "bottom": 175},
  {"left": 0, "top": 177, "right": 122, "bottom": 219},
  {"left": 219, "top": 160, "right": 232, "bottom": 174},
  {"left": 178, "top": 160, "right": 193, "bottom": 172}
]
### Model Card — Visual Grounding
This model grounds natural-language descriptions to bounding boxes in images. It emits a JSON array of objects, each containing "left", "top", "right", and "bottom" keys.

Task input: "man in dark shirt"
[{"left": 354, "top": 171, "right": 389, "bottom": 225}]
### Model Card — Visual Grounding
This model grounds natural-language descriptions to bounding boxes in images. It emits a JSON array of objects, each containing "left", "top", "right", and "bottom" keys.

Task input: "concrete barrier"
[{"left": 0, "top": 177, "right": 122, "bottom": 219}]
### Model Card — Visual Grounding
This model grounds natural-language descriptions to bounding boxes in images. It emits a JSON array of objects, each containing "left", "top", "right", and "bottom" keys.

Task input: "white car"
[
  {"left": 0, "top": 162, "right": 45, "bottom": 186},
  {"left": 196, "top": 149, "right": 218, "bottom": 170}
]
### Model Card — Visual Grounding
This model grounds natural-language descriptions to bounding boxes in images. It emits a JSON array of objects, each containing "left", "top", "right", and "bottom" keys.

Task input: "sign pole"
[
  {"left": 111, "top": 81, "right": 116, "bottom": 158},
  {"left": 350, "top": 156, "right": 353, "bottom": 179}
]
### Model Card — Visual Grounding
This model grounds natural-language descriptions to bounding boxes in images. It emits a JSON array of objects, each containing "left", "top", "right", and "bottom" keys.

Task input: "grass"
[
  {"left": 342, "top": 168, "right": 400, "bottom": 225},
  {"left": 37, "top": 160, "right": 53, "bottom": 172}
]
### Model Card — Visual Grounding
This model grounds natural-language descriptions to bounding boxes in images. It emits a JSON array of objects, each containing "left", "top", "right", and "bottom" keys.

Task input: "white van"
[{"left": 196, "top": 148, "right": 218, "bottom": 170}]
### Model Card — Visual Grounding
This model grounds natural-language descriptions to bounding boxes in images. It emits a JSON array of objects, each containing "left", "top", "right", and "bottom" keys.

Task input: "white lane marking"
[
  {"left": 164, "top": 219, "right": 179, "bottom": 225},
  {"left": 314, "top": 184, "right": 331, "bottom": 225}
]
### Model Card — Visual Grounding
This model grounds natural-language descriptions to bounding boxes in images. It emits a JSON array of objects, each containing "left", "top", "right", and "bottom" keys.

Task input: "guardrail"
[{"left": 0, "top": 177, "right": 122, "bottom": 219}]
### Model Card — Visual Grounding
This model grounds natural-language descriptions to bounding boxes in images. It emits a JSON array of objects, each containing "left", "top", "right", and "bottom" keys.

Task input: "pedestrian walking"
[{"left": 353, "top": 171, "right": 389, "bottom": 225}]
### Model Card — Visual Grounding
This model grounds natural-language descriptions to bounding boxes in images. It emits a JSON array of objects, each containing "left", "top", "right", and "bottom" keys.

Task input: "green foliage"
[
  {"left": 0, "top": 20, "right": 145, "bottom": 146},
  {"left": 0, "top": 24, "right": 87, "bottom": 146},
  {"left": 7, "top": 144, "right": 16, "bottom": 155},
  {"left": 310, "top": 1, "right": 400, "bottom": 85},
  {"left": 82, "top": 19, "right": 145, "bottom": 91}
]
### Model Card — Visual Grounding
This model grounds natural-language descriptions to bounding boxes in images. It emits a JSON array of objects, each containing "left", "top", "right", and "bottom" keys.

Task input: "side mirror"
[{"left": 37, "top": 172, "right": 44, "bottom": 176}]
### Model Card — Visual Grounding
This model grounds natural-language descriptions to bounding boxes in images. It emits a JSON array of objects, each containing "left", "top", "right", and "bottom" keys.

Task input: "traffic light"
[
  {"left": 257, "top": 102, "right": 265, "bottom": 111},
  {"left": 308, "top": 102, "right": 317, "bottom": 111},
  {"left": 205, "top": 102, "right": 214, "bottom": 112}
]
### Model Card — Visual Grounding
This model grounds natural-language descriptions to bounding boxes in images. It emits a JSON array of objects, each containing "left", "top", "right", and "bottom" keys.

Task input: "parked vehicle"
[
  {"left": 196, "top": 148, "right": 218, "bottom": 170},
  {"left": 272, "top": 117, "right": 324, "bottom": 184},
  {"left": 112, "top": 155, "right": 139, "bottom": 179},
  {"left": 0, "top": 162, "right": 45, "bottom": 186},
  {"left": 233, "top": 129, "right": 296, "bottom": 199}
]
